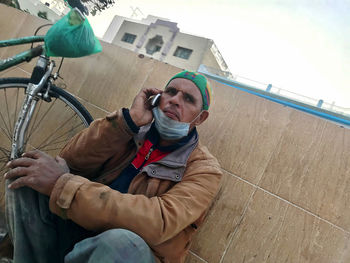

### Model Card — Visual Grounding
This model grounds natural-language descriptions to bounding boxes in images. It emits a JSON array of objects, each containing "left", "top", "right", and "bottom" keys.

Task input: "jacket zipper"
[{"left": 138, "top": 147, "right": 154, "bottom": 170}]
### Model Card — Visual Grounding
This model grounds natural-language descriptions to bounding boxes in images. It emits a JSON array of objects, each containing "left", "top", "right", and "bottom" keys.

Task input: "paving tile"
[
  {"left": 0, "top": 66, "right": 31, "bottom": 78},
  {"left": 185, "top": 252, "right": 207, "bottom": 263},
  {"left": 1, "top": 11, "right": 49, "bottom": 74},
  {"left": 77, "top": 97, "right": 109, "bottom": 120},
  {"left": 76, "top": 43, "right": 156, "bottom": 112},
  {"left": 0, "top": 67, "right": 18, "bottom": 78},
  {"left": 190, "top": 171, "right": 255, "bottom": 262},
  {"left": 141, "top": 61, "right": 180, "bottom": 90},
  {"left": 223, "top": 189, "right": 349, "bottom": 263},
  {"left": 198, "top": 82, "right": 292, "bottom": 184},
  {"left": 53, "top": 55, "right": 99, "bottom": 96},
  {"left": 0, "top": 5, "right": 27, "bottom": 59},
  {"left": 259, "top": 110, "right": 350, "bottom": 231}
]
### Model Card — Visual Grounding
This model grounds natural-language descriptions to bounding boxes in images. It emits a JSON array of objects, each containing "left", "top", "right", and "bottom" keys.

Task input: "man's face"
[{"left": 159, "top": 78, "right": 207, "bottom": 129}]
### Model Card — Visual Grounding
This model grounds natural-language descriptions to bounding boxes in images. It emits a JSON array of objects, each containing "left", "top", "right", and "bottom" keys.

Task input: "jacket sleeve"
[
  {"left": 59, "top": 109, "right": 135, "bottom": 177},
  {"left": 49, "top": 146, "right": 223, "bottom": 246}
]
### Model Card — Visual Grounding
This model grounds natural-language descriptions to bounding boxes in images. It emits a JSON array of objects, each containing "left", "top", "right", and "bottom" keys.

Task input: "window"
[
  {"left": 173, "top": 47, "right": 193, "bottom": 59},
  {"left": 121, "top": 33, "right": 137, "bottom": 44},
  {"left": 145, "top": 35, "right": 164, "bottom": 55}
]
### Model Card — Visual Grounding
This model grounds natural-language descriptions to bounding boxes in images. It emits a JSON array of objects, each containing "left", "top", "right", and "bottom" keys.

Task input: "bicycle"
[{"left": 0, "top": 8, "right": 94, "bottom": 218}]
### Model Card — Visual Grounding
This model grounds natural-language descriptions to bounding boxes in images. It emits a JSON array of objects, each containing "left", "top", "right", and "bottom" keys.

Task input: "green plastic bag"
[{"left": 45, "top": 9, "right": 102, "bottom": 58}]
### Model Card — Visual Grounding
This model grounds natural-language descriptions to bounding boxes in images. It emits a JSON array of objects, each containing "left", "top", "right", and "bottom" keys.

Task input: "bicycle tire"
[{"left": 0, "top": 77, "right": 93, "bottom": 176}]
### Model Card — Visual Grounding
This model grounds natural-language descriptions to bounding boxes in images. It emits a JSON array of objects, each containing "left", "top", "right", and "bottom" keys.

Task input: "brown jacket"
[{"left": 50, "top": 109, "right": 222, "bottom": 263}]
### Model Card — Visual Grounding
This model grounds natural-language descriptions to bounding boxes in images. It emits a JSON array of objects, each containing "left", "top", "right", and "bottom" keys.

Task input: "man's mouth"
[{"left": 163, "top": 109, "right": 180, "bottom": 121}]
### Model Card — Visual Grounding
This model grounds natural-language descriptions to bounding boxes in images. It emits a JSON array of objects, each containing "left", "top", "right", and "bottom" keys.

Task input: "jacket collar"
[
  {"left": 133, "top": 122, "right": 199, "bottom": 169},
  {"left": 145, "top": 122, "right": 197, "bottom": 152}
]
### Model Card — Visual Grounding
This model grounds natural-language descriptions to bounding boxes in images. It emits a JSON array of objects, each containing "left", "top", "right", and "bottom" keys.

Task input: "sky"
[{"left": 87, "top": 0, "right": 350, "bottom": 108}]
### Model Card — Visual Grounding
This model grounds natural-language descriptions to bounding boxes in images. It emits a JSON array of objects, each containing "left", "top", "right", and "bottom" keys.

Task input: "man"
[{"left": 4, "top": 71, "right": 222, "bottom": 263}]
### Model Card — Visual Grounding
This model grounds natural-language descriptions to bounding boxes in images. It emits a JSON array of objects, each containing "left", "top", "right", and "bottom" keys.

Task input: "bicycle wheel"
[{"left": 0, "top": 77, "right": 93, "bottom": 178}]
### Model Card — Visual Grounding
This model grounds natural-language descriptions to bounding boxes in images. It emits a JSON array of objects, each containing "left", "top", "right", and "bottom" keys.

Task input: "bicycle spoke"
[
  {"left": 24, "top": 99, "right": 57, "bottom": 146},
  {"left": 0, "top": 126, "right": 11, "bottom": 142},
  {"left": 0, "top": 164, "right": 6, "bottom": 173},
  {"left": 0, "top": 147, "right": 10, "bottom": 172},
  {"left": 35, "top": 146, "right": 67, "bottom": 152},
  {"left": 0, "top": 155, "right": 10, "bottom": 162},
  {"left": 0, "top": 106, "right": 12, "bottom": 141},
  {"left": 4, "top": 89, "right": 13, "bottom": 136},
  {"left": 36, "top": 113, "right": 79, "bottom": 149},
  {"left": 37, "top": 122, "right": 84, "bottom": 151},
  {"left": 0, "top": 157, "right": 9, "bottom": 165},
  {"left": 0, "top": 81, "right": 92, "bottom": 171},
  {"left": 25, "top": 99, "right": 43, "bottom": 144},
  {"left": 40, "top": 129, "right": 80, "bottom": 148},
  {"left": 0, "top": 147, "right": 10, "bottom": 154},
  {"left": 0, "top": 148, "right": 10, "bottom": 158},
  {"left": 0, "top": 155, "right": 7, "bottom": 162},
  {"left": 39, "top": 138, "right": 70, "bottom": 150},
  {"left": 12, "top": 88, "right": 20, "bottom": 136}
]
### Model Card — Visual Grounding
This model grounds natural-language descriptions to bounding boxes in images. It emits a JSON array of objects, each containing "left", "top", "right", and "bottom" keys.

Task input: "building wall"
[
  {"left": 201, "top": 41, "right": 224, "bottom": 71},
  {"left": 162, "top": 33, "right": 209, "bottom": 71},
  {"left": 103, "top": 16, "right": 126, "bottom": 43},
  {"left": 137, "top": 24, "right": 174, "bottom": 61},
  {"left": 104, "top": 16, "right": 148, "bottom": 44},
  {"left": 112, "top": 21, "right": 147, "bottom": 51},
  {"left": 109, "top": 18, "right": 220, "bottom": 72},
  {"left": 17, "top": 0, "right": 62, "bottom": 22},
  {"left": 2, "top": 6, "right": 350, "bottom": 263},
  {"left": 39, "top": 0, "right": 69, "bottom": 16}
]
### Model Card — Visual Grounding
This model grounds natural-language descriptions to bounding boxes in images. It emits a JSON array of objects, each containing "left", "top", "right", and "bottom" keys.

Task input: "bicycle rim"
[{"left": 0, "top": 78, "right": 93, "bottom": 177}]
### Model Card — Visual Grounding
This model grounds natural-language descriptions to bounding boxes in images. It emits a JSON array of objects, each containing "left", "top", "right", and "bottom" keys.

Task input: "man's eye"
[
  {"left": 184, "top": 95, "right": 194, "bottom": 103},
  {"left": 166, "top": 88, "right": 177, "bottom": 95}
]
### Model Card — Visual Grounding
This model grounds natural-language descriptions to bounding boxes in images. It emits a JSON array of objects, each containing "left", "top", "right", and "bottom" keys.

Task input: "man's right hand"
[{"left": 129, "top": 88, "right": 162, "bottom": 127}]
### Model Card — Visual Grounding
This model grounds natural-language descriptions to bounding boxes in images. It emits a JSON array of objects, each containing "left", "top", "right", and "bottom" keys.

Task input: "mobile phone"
[{"left": 151, "top": 94, "right": 161, "bottom": 107}]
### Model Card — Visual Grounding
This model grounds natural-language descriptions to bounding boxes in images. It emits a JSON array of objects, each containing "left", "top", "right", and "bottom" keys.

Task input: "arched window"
[{"left": 145, "top": 35, "right": 164, "bottom": 55}]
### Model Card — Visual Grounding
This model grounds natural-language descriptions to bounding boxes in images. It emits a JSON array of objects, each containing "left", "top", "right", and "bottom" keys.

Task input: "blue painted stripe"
[{"left": 216, "top": 80, "right": 350, "bottom": 127}]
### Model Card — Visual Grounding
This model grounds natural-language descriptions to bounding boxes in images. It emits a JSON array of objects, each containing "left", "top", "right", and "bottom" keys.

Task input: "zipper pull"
[
  {"left": 139, "top": 146, "right": 154, "bottom": 171},
  {"left": 145, "top": 147, "right": 154, "bottom": 161}
]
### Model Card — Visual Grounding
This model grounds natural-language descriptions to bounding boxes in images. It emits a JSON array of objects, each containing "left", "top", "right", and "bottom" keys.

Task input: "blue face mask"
[{"left": 152, "top": 107, "right": 201, "bottom": 140}]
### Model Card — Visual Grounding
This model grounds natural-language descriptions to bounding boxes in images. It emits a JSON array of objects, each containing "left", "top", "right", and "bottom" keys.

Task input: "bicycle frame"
[
  {"left": 10, "top": 57, "right": 55, "bottom": 159},
  {"left": 2, "top": 7, "right": 89, "bottom": 159},
  {"left": 0, "top": 35, "right": 45, "bottom": 72},
  {"left": 0, "top": 35, "right": 56, "bottom": 159}
]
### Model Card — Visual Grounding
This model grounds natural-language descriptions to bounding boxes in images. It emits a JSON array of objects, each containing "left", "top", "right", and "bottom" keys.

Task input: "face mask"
[{"left": 152, "top": 106, "right": 201, "bottom": 140}]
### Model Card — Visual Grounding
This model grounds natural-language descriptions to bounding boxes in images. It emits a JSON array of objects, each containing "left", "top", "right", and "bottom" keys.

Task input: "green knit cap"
[{"left": 166, "top": 71, "right": 212, "bottom": 110}]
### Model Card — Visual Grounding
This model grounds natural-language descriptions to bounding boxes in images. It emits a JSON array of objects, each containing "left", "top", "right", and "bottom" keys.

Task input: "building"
[
  {"left": 17, "top": 0, "right": 69, "bottom": 22},
  {"left": 103, "top": 15, "right": 232, "bottom": 77},
  {"left": 39, "top": 0, "right": 69, "bottom": 17}
]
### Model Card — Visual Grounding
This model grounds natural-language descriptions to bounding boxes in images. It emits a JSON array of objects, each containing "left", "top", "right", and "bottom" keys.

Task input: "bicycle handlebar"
[
  {"left": 0, "top": 36, "right": 45, "bottom": 48},
  {"left": 0, "top": 45, "right": 44, "bottom": 72}
]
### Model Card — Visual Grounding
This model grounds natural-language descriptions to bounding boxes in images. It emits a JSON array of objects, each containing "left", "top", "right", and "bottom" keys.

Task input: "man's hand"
[
  {"left": 4, "top": 150, "right": 70, "bottom": 196},
  {"left": 129, "top": 88, "right": 162, "bottom": 127}
]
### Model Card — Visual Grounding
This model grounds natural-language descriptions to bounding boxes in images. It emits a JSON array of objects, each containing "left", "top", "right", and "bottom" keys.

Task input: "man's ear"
[{"left": 193, "top": 110, "right": 209, "bottom": 126}]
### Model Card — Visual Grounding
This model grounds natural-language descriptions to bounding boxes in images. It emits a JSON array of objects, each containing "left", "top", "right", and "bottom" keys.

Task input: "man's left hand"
[{"left": 5, "top": 150, "right": 69, "bottom": 196}]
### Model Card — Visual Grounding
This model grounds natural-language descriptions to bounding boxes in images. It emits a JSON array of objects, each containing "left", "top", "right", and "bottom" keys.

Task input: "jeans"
[{"left": 5, "top": 180, "right": 156, "bottom": 263}]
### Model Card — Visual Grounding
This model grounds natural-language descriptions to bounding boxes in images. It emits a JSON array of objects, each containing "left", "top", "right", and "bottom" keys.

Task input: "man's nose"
[{"left": 169, "top": 92, "right": 182, "bottom": 106}]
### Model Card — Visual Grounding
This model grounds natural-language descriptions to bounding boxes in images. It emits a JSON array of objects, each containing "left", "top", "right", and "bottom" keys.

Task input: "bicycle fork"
[{"left": 10, "top": 56, "right": 54, "bottom": 159}]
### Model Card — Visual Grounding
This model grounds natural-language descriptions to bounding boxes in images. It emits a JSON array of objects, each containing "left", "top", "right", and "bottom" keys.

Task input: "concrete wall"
[{"left": 1, "top": 5, "right": 350, "bottom": 262}]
